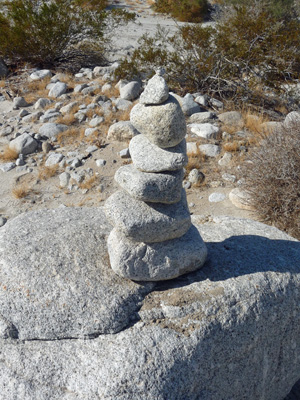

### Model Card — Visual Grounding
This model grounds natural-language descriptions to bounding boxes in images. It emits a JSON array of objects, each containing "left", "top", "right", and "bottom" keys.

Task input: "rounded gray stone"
[
  {"left": 9, "top": 133, "right": 38, "bottom": 155},
  {"left": 0, "top": 208, "right": 154, "bottom": 340},
  {"left": 107, "top": 224, "right": 207, "bottom": 281},
  {"left": 104, "top": 189, "right": 191, "bottom": 243},
  {"left": 139, "top": 74, "right": 169, "bottom": 105},
  {"left": 107, "top": 121, "right": 139, "bottom": 142},
  {"left": 209, "top": 192, "right": 226, "bottom": 203},
  {"left": 48, "top": 82, "right": 67, "bottom": 98},
  {"left": 115, "top": 164, "right": 184, "bottom": 204},
  {"left": 120, "top": 81, "right": 141, "bottom": 101},
  {"left": 130, "top": 95, "right": 187, "bottom": 148},
  {"left": 129, "top": 134, "right": 188, "bottom": 172},
  {"left": 39, "top": 123, "right": 68, "bottom": 139}
]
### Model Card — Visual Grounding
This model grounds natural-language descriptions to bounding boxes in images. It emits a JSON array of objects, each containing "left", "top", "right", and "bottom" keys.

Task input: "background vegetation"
[
  {"left": 153, "top": 0, "right": 209, "bottom": 22},
  {"left": 116, "top": 1, "right": 300, "bottom": 109},
  {"left": 0, "top": 0, "right": 134, "bottom": 70}
]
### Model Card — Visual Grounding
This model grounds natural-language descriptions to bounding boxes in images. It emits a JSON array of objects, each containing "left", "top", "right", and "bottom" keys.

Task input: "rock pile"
[{"left": 105, "top": 70, "right": 207, "bottom": 281}]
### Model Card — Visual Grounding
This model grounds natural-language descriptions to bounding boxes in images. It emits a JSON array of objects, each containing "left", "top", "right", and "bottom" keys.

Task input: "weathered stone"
[
  {"left": 0, "top": 208, "right": 154, "bottom": 340},
  {"left": 129, "top": 134, "right": 187, "bottom": 172},
  {"left": 139, "top": 74, "right": 169, "bottom": 105},
  {"left": 22, "top": 111, "right": 43, "bottom": 123},
  {"left": 188, "top": 168, "right": 205, "bottom": 185},
  {"left": 34, "top": 98, "right": 52, "bottom": 110},
  {"left": 59, "top": 172, "right": 70, "bottom": 188},
  {"left": 60, "top": 101, "right": 79, "bottom": 115},
  {"left": 188, "top": 123, "right": 219, "bottom": 139},
  {"left": 104, "top": 189, "right": 191, "bottom": 243},
  {"left": 120, "top": 81, "right": 141, "bottom": 101},
  {"left": 284, "top": 111, "right": 300, "bottom": 126},
  {"left": 108, "top": 224, "right": 207, "bottom": 281},
  {"left": 229, "top": 188, "right": 254, "bottom": 210},
  {"left": 114, "top": 98, "right": 132, "bottom": 111},
  {"left": 49, "top": 82, "right": 67, "bottom": 98},
  {"left": 218, "top": 111, "right": 244, "bottom": 129},
  {"left": 119, "top": 148, "right": 130, "bottom": 158},
  {"left": 0, "top": 162, "right": 15, "bottom": 172},
  {"left": 9, "top": 133, "right": 38, "bottom": 155},
  {"left": 45, "top": 153, "right": 64, "bottom": 167},
  {"left": 209, "top": 192, "right": 226, "bottom": 202},
  {"left": 29, "top": 70, "right": 52, "bottom": 81},
  {"left": 188, "top": 111, "right": 216, "bottom": 124},
  {"left": 12, "top": 97, "right": 29, "bottom": 109},
  {"left": 107, "top": 121, "right": 139, "bottom": 142},
  {"left": 89, "top": 116, "right": 104, "bottom": 128},
  {"left": 199, "top": 144, "right": 221, "bottom": 157},
  {"left": 181, "top": 93, "right": 201, "bottom": 116},
  {"left": 130, "top": 95, "right": 186, "bottom": 148},
  {"left": 39, "top": 123, "right": 68, "bottom": 139},
  {"left": 115, "top": 165, "right": 183, "bottom": 204}
]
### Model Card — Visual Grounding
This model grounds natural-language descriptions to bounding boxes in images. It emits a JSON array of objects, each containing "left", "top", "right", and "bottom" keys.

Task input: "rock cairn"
[{"left": 105, "top": 69, "right": 207, "bottom": 281}]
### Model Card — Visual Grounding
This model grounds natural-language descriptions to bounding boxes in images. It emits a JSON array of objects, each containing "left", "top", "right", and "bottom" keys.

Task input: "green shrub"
[
  {"left": 240, "top": 119, "right": 300, "bottom": 240},
  {"left": 115, "top": 4, "right": 300, "bottom": 108},
  {"left": 0, "top": 0, "right": 134, "bottom": 70},
  {"left": 153, "top": 0, "right": 209, "bottom": 22}
]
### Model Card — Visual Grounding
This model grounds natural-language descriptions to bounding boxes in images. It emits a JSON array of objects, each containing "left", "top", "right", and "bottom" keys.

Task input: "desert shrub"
[
  {"left": 153, "top": 0, "right": 209, "bottom": 22},
  {"left": 116, "top": 4, "right": 300, "bottom": 108},
  {"left": 240, "top": 120, "right": 300, "bottom": 239},
  {"left": 0, "top": 0, "right": 134, "bottom": 70},
  {"left": 218, "top": 0, "right": 297, "bottom": 20}
]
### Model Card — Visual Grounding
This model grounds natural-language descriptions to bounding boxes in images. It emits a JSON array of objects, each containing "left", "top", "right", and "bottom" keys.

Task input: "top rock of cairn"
[{"left": 139, "top": 68, "right": 169, "bottom": 105}]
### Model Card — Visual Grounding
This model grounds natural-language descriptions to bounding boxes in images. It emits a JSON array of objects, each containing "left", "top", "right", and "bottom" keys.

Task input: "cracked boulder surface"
[
  {"left": 0, "top": 210, "right": 300, "bottom": 399},
  {"left": 0, "top": 208, "right": 154, "bottom": 340}
]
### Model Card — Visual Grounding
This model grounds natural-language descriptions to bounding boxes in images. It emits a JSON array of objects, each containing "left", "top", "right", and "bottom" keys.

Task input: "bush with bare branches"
[{"left": 241, "top": 120, "right": 300, "bottom": 239}]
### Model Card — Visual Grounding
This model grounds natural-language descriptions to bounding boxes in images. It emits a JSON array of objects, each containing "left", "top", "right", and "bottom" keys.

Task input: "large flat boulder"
[
  {"left": 0, "top": 208, "right": 154, "bottom": 340},
  {"left": 0, "top": 210, "right": 299, "bottom": 399}
]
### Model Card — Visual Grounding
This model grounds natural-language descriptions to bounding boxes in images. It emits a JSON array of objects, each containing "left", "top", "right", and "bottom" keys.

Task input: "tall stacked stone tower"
[{"left": 105, "top": 69, "right": 207, "bottom": 281}]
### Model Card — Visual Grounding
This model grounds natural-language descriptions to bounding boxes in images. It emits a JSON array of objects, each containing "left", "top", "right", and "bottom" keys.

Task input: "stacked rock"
[{"left": 105, "top": 69, "right": 207, "bottom": 281}]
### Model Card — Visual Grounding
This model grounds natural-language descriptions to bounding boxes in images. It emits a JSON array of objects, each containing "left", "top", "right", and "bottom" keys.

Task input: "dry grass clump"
[
  {"left": 38, "top": 165, "right": 59, "bottom": 180},
  {"left": 56, "top": 108, "right": 79, "bottom": 126},
  {"left": 185, "top": 147, "right": 206, "bottom": 175},
  {"left": 57, "top": 127, "right": 84, "bottom": 146},
  {"left": 12, "top": 183, "right": 30, "bottom": 199},
  {"left": 24, "top": 78, "right": 51, "bottom": 103},
  {"left": 223, "top": 141, "right": 241, "bottom": 153},
  {"left": 0, "top": 146, "right": 18, "bottom": 161},
  {"left": 79, "top": 174, "right": 99, "bottom": 190},
  {"left": 241, "top": 120, "right": 300, "bottom": 239},
  {"left": 0, "top": 80, "right": 5, "bottom": 88}
]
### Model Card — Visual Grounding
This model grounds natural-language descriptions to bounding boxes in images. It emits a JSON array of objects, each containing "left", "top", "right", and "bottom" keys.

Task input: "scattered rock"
[
  {"left": 229, "top": 188, "right": 253, "bottom": 210},
  {"left": 39, "top": 123, "right": 68, "bottom": 139},
  {"left": 119, "top": 148, "right": 130, "bottom": 158},
  {"left": 89, "top": 116, "right": 104, "bottom": 128},
  {"left": 29, "top": 70, "right": 52, "bottom": 81},
  {"left": 59, "top": 172, "right": 71, "bottom": 188},
  {"left": 107, "top": 121, "right": 139, "bottom": 142},
  {"left": 13, "top": 97, "right": 29, "bottom": 109},
  {"left": 188, "top": 123, "right": 219, "bottom": 139},
  {"left": 189, "top": 111, "right": 216, "bottom": 124},
  {"left": 96, "top": 159, "right": 106, "bottom": 167},
  {"left": 120, "top": 81, "right": 141, "bottom": 101},
  {"left": 0, "top": 162, "right": 15, "bottom": 172},
  {"left": 209, "top": 192, "right": 226, "bottom": 202},
  {"left": 181, "top": 93, "right": 201, "bottom": 116},
  {"left": 218, "top": 111, "right": 244, "bottom": 130},
  {"left": 199, "top": 144, "right": 221, "bottom": 157},
  {"left": 188, "top": 168, "right": 205, "bottom": 185},
  {"left": 9, "top": 133, "right": 38, "bottom": 155},
  {"left": 48, "top": 82, "right": 68, "bottom": 98},
  {"left": 45, "top": 153, "right": 64, "bottom": 167}
]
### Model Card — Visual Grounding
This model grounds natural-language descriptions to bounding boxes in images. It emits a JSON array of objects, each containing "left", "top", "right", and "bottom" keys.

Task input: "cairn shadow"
[{"left": 156, "top": 234, "right": 300, "bottom": 291}]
